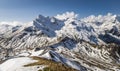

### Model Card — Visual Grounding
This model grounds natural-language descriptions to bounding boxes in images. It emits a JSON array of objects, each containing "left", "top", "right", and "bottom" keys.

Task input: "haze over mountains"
[{"left": 0, "top": 12, "right": 120, "bottom": 71}]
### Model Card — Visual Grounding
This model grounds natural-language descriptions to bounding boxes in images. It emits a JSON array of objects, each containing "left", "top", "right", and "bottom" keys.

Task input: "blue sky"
[{"left": 0, "top": 0, "right": 119, "bottom": 22}]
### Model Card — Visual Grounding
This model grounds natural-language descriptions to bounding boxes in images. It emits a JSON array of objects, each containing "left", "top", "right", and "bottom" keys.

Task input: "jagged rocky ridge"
[{"left": 0, "top": 12, "right": 120, "bottom": 71}]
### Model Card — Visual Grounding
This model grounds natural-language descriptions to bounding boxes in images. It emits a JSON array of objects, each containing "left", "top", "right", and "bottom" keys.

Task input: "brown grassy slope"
[{"left": 24, "top": 56, "right": 78, "bottom": 71}]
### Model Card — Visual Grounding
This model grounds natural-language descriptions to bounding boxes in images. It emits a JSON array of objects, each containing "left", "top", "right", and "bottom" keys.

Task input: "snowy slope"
[
  {"left": 0, "top": 12, "right": 120, "bottom": 71},
  {"left": 0, "top": 57, "right": 46, "bottom": 71}
]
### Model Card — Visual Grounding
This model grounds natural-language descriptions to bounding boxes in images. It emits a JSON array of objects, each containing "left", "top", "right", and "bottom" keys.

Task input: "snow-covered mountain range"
[{"left": 0, "top": 12, "right": 120, "bottom": 71}]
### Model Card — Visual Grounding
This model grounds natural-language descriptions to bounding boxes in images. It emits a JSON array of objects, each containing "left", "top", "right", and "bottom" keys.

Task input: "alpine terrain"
[{"left": 0, "top": 12, "right": 120, "bottom": 71}]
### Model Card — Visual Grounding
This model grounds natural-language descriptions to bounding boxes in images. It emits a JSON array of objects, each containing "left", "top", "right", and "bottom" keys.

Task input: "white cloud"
[
  {"left": 0, "top": 21, "right": 23, "bottom": 26},
  {"left": 81, "top": 13, "right": 117, "bottom": 23},
  {"left": 55, "top": 12, "right": 78, "bottom": 20}
]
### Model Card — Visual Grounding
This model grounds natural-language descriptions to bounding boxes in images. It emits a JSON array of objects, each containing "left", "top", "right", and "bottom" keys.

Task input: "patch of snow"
[{"left": 17, "top": 53, "right": 30, "bottom": 57}]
